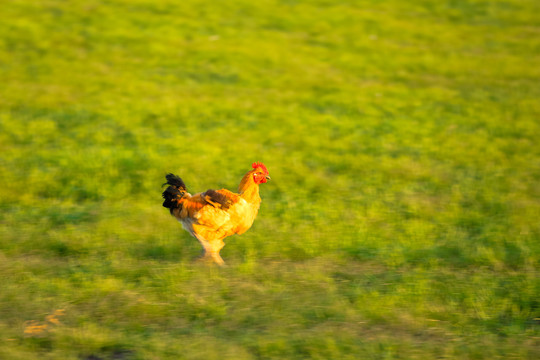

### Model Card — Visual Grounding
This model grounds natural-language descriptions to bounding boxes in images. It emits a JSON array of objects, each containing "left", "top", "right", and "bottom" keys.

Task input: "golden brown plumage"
[{"left": 162, "top": 162, "right": 270, "bottom": 265}]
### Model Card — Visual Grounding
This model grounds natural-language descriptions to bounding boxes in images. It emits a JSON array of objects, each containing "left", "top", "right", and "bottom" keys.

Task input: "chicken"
[{"left": 162, "top": 162, "right": 270, "bottom": 265}]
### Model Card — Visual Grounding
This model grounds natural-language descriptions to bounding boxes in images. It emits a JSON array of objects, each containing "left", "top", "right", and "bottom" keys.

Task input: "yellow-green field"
[{"left": 1, "top": 0, "right": 539, "bottom": 359}]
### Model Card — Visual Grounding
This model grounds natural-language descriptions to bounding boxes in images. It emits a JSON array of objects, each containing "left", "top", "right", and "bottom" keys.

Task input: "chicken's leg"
[
  {"left": 195, "top": 235, "right": 225, "bottom": 266},
  {"left": 209, "top": 240, "right": 226, "bottom": 266}
]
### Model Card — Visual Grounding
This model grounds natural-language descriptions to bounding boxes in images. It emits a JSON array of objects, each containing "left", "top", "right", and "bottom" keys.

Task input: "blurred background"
[{"left": 0, "top": 0, "right": 539, "bottom": 359}]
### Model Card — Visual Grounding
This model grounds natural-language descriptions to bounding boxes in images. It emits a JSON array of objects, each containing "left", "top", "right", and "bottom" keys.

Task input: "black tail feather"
[
  {"left": 163, "top": 173, "right": 186, "bottom": 191},
  {"left": 162, "top": 173, "right": 187, "bottom": 213}
]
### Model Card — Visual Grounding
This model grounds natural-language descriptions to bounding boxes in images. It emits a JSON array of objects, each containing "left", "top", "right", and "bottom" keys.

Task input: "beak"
[{"left": 265, "top": 175, "right": 271, "bottom": 181}]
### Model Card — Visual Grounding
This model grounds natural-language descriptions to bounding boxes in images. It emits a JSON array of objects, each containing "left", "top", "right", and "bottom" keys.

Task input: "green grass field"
[{"left": 1, "top": 0, "right": 539, "bottom": 358}]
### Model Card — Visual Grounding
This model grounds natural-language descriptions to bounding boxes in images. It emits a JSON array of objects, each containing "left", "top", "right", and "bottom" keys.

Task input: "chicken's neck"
[{"left": 238, "top": 173, "right": 261, "bottom": 204}]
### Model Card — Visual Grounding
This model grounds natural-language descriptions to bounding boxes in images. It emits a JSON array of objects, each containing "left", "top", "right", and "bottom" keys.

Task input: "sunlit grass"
[{"left": 1, "top": 0, "right": 539, "bottom": 358}]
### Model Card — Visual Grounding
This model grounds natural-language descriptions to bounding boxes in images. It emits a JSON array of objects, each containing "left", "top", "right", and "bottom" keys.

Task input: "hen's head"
[{"left": 252, "top": 162, "right": 270, "bottom": 184}]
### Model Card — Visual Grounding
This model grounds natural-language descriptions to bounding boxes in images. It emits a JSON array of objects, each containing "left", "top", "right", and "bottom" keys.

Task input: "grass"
[{"left": 1, "top": 0, "right": 539, "bottom": 358}]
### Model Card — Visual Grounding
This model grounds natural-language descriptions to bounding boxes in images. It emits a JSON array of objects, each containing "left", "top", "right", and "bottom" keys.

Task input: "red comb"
[{"left": 252, "top": 162, "right": 268, "bottom": 174}]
